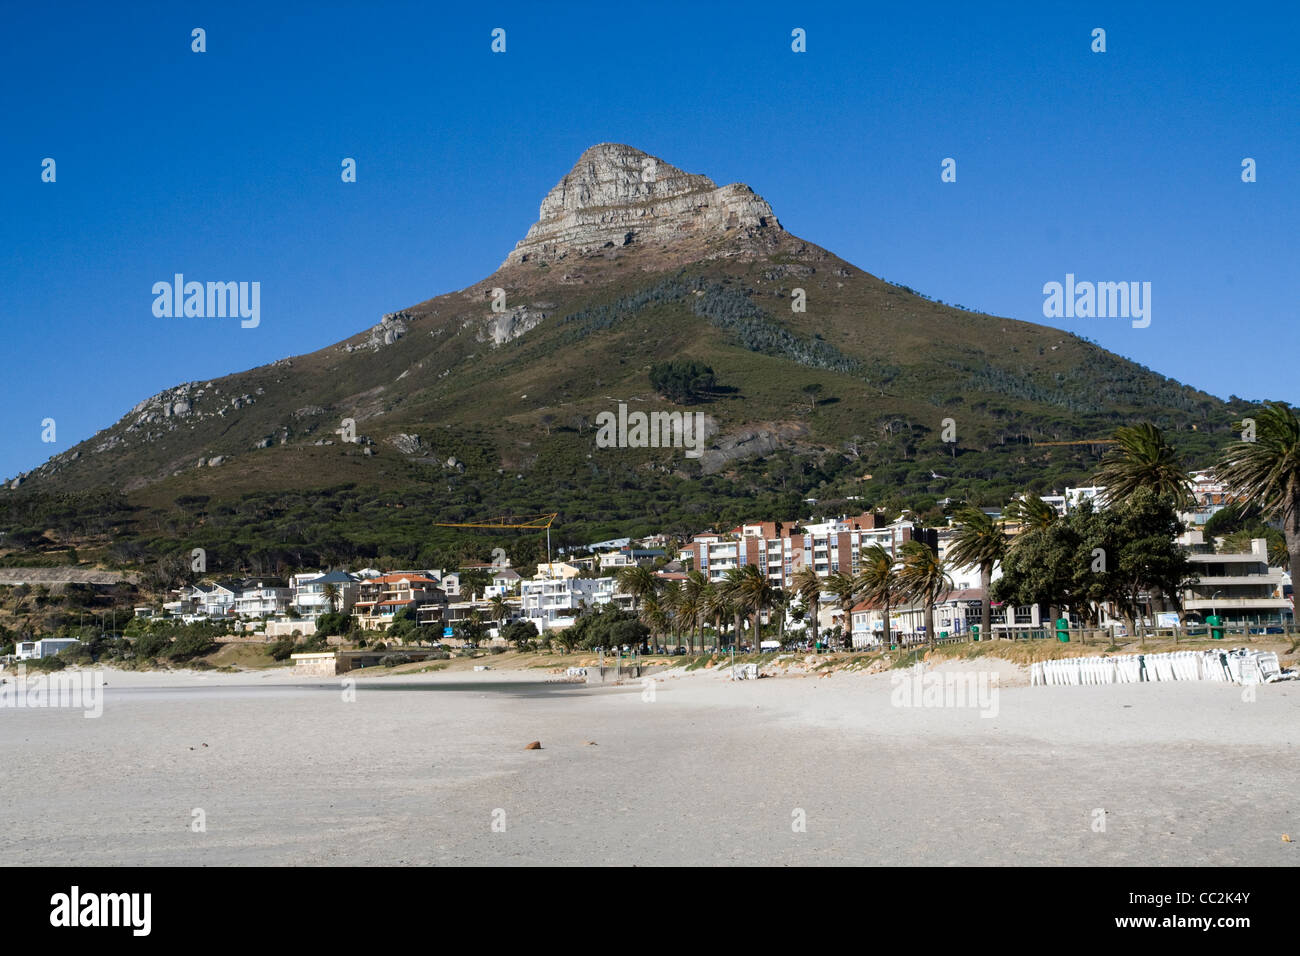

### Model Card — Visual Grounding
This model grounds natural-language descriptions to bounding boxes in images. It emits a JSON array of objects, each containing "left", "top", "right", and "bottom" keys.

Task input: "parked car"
[{"left": 673, "top": 646, "right": 687, "bottom": 656}]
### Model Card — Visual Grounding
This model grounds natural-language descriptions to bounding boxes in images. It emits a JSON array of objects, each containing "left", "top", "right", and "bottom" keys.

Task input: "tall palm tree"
[
  {"left": 659, "top": 580, "right": 683, "bottom": 647},
  {"left": 725, "top": 564, "right": 777, "bottom": 651},
  {"left": 1217, "top": 403, "right": 1300, "bottom": 592},
  {"left": 1094, "top": 422, "right": 1193, "bottom": 509},
  {"left": 897, "top": 540, "right": 953, "bottom": 647},
  {"left": 791, "top": 567, "right": 823, "bottom": 646},
  {"left": 853, "top": 545, "right": 902, "bottom": 649},
  {"left": 679, "top": 571, "right": 709, "bottom": 652},
  {"left": 639, "top": 593, "right": 672, "bottom": 645},
  {"left": 615, "top": 564, "right": 659, "bottom": 614},
  {"left": 947, "top": 508, "right": 1007, "bottom": 640},
  {"left": 489, "top": 594, "right": 510, "bottom": 631},
  {"left": 701, "top": 580, "right": 734, "bottom": 650},
  {"left": 769, "top": 588, "right": 789, "bottom": 646},
  {"left": 321, "top": 582, "right": 341, "bottom": 613},
  {"left": 824, "top": 572, "right": 857, "bottom": 649}
]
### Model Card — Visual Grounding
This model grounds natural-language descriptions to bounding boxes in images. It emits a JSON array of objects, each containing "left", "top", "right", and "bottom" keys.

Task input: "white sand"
[{"left": 1, "top": 660, "right": 1295, "bottom": 865}]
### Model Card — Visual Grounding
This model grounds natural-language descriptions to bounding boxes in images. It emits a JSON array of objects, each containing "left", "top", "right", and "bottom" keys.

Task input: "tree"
[
  {"left": 791, "top": 567, "right": 823, "bottom": 643},
  {"left": 1005, "top": 493, "right": 1058, "bottom": 536},
  {"left": 489, "top": 594, "right": 511, "bottom": 631},
  {"left": 615, "top": 564, "right": 659, "bottom": 614},
  {"left": 1095, "top": 423, "right": 1193, "bottom": 509},
  {"left": 824, "top": 572, "right": 857, "bottom": 649},
  {"left": 1217, "top": 403, "right": 1300, "bottom": 596},
  {"left": 499, "top": 619, "right": 539, "bottom": 650},
  {"left": 802, "top": 383, "right": 823, "bottom": 413},
  {"left": 322, "top": 582, "right": 341, "bottom": 613},
  {"left": 897, "top": 540, "right": 952, "bottom": 647},
  {"left": 649, "top": 360, "right": 716, "bottom": 404},
  {"left": 946, "top": 508, "right": 1007, "bottom": 640},
  {"left": 678, "top": 571, "right": 709, "bottom": 652},
  {"left": 853, "top": 545, "right": 903, "bottom": 649},
  {"left": 724, "top": 564, "right": 777, "bottom": 650}
]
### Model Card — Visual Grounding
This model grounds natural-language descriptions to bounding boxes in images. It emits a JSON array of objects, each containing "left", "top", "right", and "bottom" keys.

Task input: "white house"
[
  {"left": 15, "top": 638, "right": 81, "bottom": 660},
  {"left": 290, "top": 570, "right": 359, "bottom": 617}
]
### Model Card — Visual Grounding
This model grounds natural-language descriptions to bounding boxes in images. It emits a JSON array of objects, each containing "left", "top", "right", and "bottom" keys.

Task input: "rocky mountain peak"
[{"left": 503, "top": 143, "right": 783, "bottom": 266}]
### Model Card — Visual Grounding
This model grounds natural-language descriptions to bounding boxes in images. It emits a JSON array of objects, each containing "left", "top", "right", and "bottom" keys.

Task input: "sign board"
[{"left": 443, "top": 627, "right": 454, "bottom": 638}]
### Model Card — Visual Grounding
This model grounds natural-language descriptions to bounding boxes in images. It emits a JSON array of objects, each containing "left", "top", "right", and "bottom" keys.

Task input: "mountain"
[{"left": 0, "top": 144, "right": 1246, "bottom": 570}]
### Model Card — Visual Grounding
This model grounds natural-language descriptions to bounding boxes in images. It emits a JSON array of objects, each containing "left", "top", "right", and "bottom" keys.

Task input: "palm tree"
[
  {"left": 725, "top": 565, "right": 777, "bottom": 651},
  {"left": 947, "top": 508, "right": 1007, "bottom": 640},
  {"left": 322, "top": 582, "right": 341, "bottom": 613},
  {"left": 824, "top": 572, "right": 857, "bottom": 649},
  {"left": 1004, "top": 493, "right": 1058, "bottom": 539},
  {"left": 853, "top": 545, "right": 902, "bottom": 649},
  {"left": 897, "top": 540, "right": 953, "bottom": 647},
  {"left": 659, "top": 580, "right": 683, "bottom": 648},
  {"left": 489, "top": 594, "right": 510, "bottom": 632},
  {"left": 770, "top": 588, "right": 789, "bottom": 646},
  {"left": 791, "top": 567, "right": 823, "bottom": 646},
  {"left": 1217, "top": 403, "right": 1300, "bottom": 592},
  {"left": 701, "top": 580, "right": 733, "bottom": 650},
  {"left": 639, "top": 593, "right": 672, "bottom": 646},
  {"left": 615, "top": 564, "right": 659, "bottom": 614},
  {"left": 1094, "top": 422, "right": 1193, "bottom": 509},
  {"left": 679, "top": 571, "right": 709, "bottom": 652}
]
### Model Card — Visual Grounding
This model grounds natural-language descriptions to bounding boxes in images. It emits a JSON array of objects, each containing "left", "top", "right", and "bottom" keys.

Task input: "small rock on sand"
[{"left": 524, "top": 741, "right": 542, "bottom": 750}]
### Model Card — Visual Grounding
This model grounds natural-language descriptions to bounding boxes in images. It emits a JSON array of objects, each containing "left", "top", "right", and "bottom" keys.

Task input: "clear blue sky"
[{"left": 2, "top": 1, "right": 1296, "bottom": 482}]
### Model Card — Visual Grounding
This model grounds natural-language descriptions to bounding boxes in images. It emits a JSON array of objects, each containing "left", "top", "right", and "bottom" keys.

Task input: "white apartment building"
[{"left": 520, "top": 576, "right": 627, "bottom": 630}]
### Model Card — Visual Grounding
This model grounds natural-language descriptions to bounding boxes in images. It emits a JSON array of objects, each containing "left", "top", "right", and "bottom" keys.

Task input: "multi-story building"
[
  {"left": 520, "top": 576, "right": 625, "bottom": 630},
  {"left": 353, "top": 574, "right": 446, "bottom": 630},
  {"left": 1180, "top": 532, "right": 1291, "bottom": 626},
  {"left": 290, "top": 571, "right": 359, "bottom": 618},
  {"left": 234, "top": 581, "right": 292, "bottom": 618},
  {"left": 686, "top": 513, "right": 923, "bottom": 589}
]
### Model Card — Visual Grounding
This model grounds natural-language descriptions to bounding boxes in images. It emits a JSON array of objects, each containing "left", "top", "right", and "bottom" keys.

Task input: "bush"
[
  {"left": 23, "top": 655, "right": 66, "bottom": 672},
  {"left": 315, "top": 612, "right": 352, "bottom": 637},
  {"left": 133, "top": 632, "right": 169, "bottom": 659},
  {"left": 489, "top": 646, "right": 507, "bottom": 655},
  {"left": 379, "top": 653, "right": 412, "bottom": 667},
  {"left": 164, "top": 631, "right": 216, "bottom": 661},
  {"left": 267, "top": 638, "right": 296, "bottom": 661}
]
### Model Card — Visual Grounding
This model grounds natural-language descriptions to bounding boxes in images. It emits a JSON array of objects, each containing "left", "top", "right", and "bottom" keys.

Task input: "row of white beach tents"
[{"left": 1030, "top": 649, "right": 1290, "bottom": 687}]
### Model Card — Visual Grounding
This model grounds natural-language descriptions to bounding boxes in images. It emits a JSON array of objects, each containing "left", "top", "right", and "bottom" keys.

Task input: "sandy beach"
[{"left": 1, "top": 659, "right": 1296, "bottom": 866}]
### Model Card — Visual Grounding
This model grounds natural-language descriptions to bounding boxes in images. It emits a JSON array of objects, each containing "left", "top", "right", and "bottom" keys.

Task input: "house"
[
  {"left": 352, "top": 574, "right": 446, "bottom": 629},
  {"left": 290, "top": 571, "right": 359, "bottom": 617},
  {"left": 15, "top": 638, "right": 81, "bottom": 660},
  {"left": 484, "top": 568, "right": 521, "bottom": 599},
  {"left": 535, "top": 562, "right": 584, "bottom": 580},
  {"left": 234, "top": 581, "right": 292, "bottom": 618},
  {"left": 185, "top": 582, "right": 239, "bottom": 620}
]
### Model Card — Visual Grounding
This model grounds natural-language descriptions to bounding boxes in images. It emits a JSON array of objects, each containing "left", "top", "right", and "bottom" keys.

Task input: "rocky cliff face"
[{"left": 503, "top": 143, "right": 784, "bottom": 266}]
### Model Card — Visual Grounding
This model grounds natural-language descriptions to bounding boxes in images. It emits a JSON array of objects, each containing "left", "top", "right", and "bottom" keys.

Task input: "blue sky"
[{"left": 2, "top": 1, "right": 1296, "bottom": 481}]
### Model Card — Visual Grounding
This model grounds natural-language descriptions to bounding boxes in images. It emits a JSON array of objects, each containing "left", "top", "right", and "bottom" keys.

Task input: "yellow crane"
[
  {"left": 433, "top": 513, "right": 559, "bottom": 565},
  {"left": 1031, "top": 439, "right": 1117, "bottom": 446}
]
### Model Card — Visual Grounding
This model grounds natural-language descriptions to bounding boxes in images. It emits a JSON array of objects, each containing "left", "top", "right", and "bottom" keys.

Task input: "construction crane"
[
  {"left": 1031, "top": 439, "right": 1117, "bottom": 447},
  {"left": 433, "top": 513, "right": 559, "bottom": 565}
]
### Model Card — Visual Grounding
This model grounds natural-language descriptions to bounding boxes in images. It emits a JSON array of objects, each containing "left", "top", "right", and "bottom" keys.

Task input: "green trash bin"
[
  {"left": 1207, "top": 614, "right": 1224, "bottom": 640},
  {"left": 971, "top": 624, "right": 980, "bottom": 642},
  {"left": 1056, "top": 617, "right": 1070, "bottom": 643}
]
